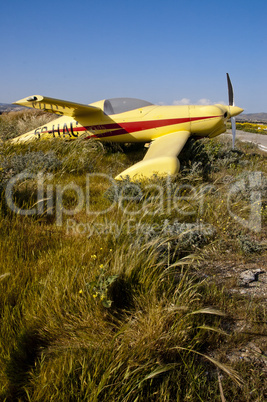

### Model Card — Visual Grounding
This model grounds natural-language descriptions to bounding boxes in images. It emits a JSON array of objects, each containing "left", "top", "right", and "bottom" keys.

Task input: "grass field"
[
  {"left": 0, "top": 110, "right": 266, "bottom": 401},
  {"left": 232, "top": 121, "right": 267, "bottom": 135}
]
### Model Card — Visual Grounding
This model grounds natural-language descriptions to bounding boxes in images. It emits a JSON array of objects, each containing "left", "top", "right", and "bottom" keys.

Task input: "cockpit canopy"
[{"left": 103, "top": 98, "right": 153, "bottom": 115}]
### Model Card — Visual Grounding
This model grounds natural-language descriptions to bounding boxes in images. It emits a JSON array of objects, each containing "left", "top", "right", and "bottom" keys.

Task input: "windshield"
[{"left": 104, "top": 98, "right": 153, "bottom": 115}]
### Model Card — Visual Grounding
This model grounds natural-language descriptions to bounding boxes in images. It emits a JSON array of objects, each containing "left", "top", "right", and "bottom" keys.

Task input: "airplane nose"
[{"left": 229, "top": 106, "right": 244, "bottom": 117}]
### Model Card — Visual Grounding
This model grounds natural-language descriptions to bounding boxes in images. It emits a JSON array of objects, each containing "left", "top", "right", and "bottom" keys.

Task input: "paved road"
[{"left": 222, "top": 130, "right": 267, "bottom": 152}]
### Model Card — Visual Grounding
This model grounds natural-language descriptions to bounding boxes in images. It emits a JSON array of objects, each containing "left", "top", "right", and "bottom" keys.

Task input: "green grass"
[{"left": 0, "top": 110, "right": 266, "bottom": 401}]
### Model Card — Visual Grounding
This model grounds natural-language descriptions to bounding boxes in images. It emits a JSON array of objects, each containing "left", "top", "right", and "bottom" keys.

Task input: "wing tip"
[{"left": 13, "top": 95, "right": 43, "bottom": 106}]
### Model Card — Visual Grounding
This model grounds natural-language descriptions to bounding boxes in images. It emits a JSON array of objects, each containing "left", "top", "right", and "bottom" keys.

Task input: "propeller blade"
[
  {"left": 226, "top": 73, "right": 234, "bottom": 106},
  {"left": 227, "top": 73, "right": 237, "bottom": 148},
  {"left": 231, "top": 116, "right": 236, "bottom": 149}
]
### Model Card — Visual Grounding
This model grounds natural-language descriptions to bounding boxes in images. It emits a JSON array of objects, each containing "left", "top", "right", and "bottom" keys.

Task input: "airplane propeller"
[{"left": 226, "top": 73, "right": 236, "bottom": 149}]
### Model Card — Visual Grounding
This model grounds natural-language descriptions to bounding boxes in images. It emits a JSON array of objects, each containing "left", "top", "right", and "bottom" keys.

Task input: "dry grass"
[{"left": 0, "top": 109, "right": 56, "bottom": 140}]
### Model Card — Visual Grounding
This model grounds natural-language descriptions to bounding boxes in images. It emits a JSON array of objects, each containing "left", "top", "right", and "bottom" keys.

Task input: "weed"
[
  {"left": 87, "top": 266, "right": 119, "bottom": 308},
  {"left": 238, "top": 235, "right": 264, "bottom": 255}
]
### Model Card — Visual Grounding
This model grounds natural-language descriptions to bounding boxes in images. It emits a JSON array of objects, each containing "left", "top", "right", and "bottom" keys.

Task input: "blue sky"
[{"left": 1, "top": 0, "right": 266, "bottom": 112}]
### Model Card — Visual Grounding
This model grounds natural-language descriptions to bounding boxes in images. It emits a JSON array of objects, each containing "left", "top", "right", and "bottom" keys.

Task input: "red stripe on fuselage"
[
  {"left": 47, "top": 115, "right": 222, "bottom": 138},
  {"left": 88, "top": 115, "right": 222, "bottom": 139}
]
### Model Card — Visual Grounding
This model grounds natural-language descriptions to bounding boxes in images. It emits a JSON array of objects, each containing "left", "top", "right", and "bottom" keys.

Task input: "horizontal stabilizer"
[
  {"left": 11, "top": 132, "right": 37, "bottom": 143},
  {"left": 13, "top": 95, "right": 101, "bottom": 118}
]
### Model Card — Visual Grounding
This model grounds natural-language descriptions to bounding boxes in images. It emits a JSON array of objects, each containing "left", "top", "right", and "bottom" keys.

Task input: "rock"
[
  {"left": 239, "top": 269, "right": 265, "bottom": 287},
  {"left": 247, "top": 342, "right": 263, "bottom": 355}
]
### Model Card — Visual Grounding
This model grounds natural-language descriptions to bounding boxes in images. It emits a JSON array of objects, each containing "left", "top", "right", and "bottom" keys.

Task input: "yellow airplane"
[{"left": 13, "top": 74, "right": 243, "bottom": 180}]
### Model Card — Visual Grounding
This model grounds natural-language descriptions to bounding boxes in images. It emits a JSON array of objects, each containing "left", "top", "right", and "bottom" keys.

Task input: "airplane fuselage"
[{"left": 18, "top": 102, "right": 241, "bottom": 144}]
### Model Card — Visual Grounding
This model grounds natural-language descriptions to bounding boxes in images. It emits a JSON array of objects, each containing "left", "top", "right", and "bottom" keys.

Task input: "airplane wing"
[
  {"left": 143, "top": 131, "right": 190, "bottom": 160},
  {"left": 13, "top": 95, "right": 101, "bottom": 118},
  {"left": 115, "top": 131, "right": 190, "bottom": 180}
]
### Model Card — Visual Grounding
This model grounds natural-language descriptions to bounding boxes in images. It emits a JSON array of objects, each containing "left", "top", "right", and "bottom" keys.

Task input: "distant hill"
[
  {"left": 237, "top": 113, "right": 267, "bottom": 123},
  {"left": 0, "top": 103, "right": 26, "bottom": 114}
]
